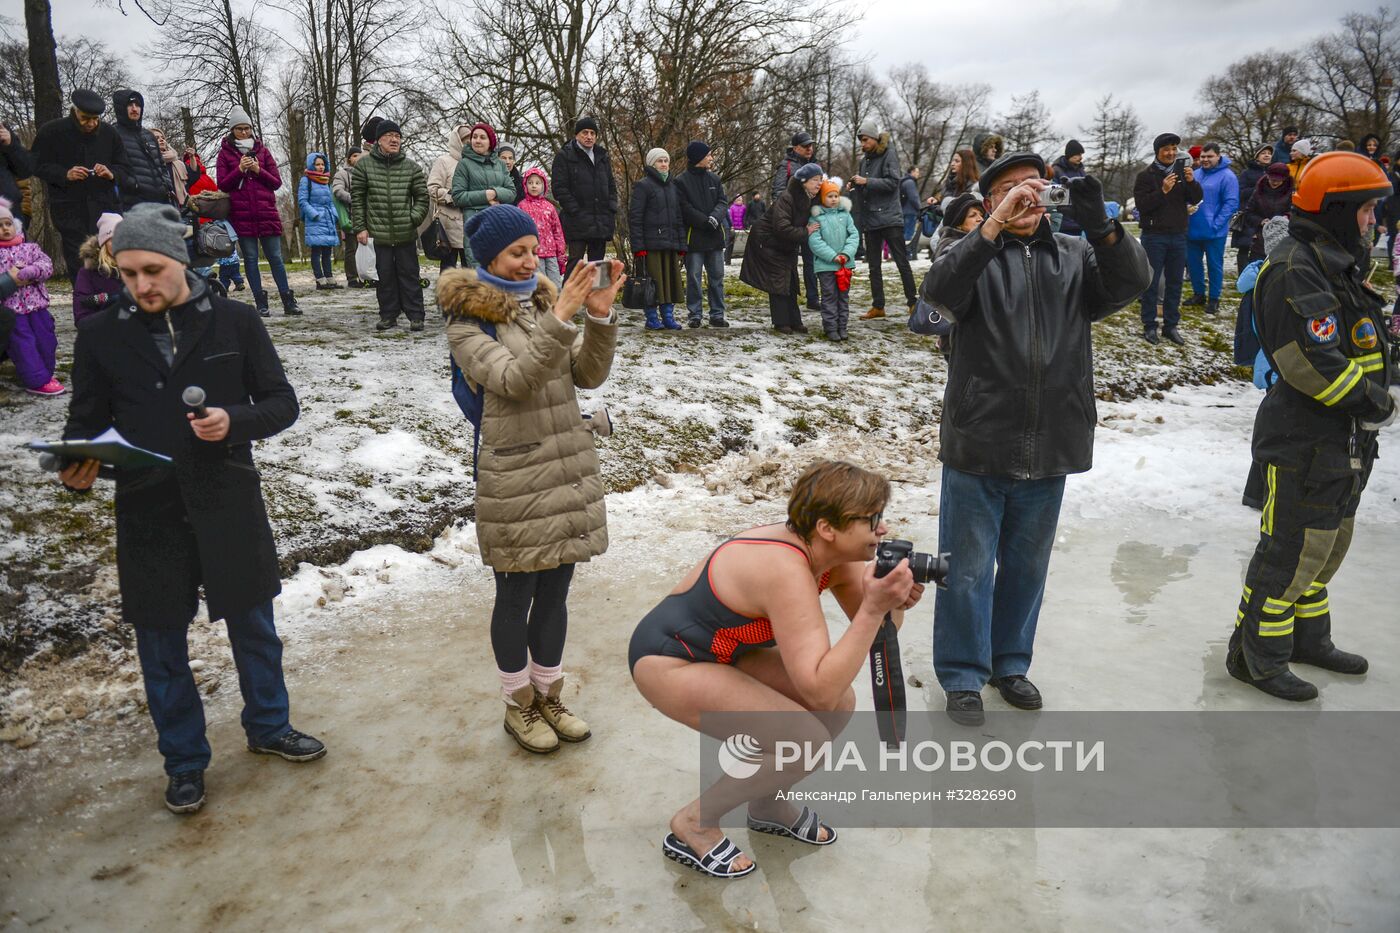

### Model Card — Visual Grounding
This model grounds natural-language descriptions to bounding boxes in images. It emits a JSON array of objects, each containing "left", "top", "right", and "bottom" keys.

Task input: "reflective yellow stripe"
[
  {"left": 1295, "top": 600, "right": 1330, "bottom": 618},
  {"left": 1258, "top": 615, "right": 1295, "bottom": 628},
  {"left": 1303, "top": 583, "right": 1326, "bottom": 597},
  {"left": 1259, "top": 626, "right": 1294, "bottom": 637},
  {"left": 1262, "top": 598, "right": 1291, "bottom": 613},
  {"left": 1261, "top": 466, "right": 1277, "bottom": 536},
  {"left": 1315, "top": 362, "right": 1363, "bottom": 406},
  {"left": 1356, "top": 352, "right": 1385, "bottom": 373}
]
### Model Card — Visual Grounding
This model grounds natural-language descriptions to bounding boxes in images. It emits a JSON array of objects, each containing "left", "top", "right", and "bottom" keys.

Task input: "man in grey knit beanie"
[{"left": 112, "top": 203, "right": 190, "bottom": 265}]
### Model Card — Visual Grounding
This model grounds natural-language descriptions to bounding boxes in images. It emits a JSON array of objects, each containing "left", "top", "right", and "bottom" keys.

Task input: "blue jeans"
[
  {"left": 684, "top": 248, "right": 726, "bottom": 321},
  {"left": 1186, "top": 236, "right": 1227, "bottom": 302},
  {"left": 309, "top": 245, "right": 334, "bottom": 279},
  {"left": 133, "top": 600, "right": 291, "bottom": 775},
  {"left": 903, "top": 213, "right": 918, "bottom": 242},
  {"left": 1139, "top": 232, "right": 1187, "bottom": 328},
  {"left": 933, "top": 466, "right": 1066, "bottom": 693},
  {"left": 240, "top": 235, "right": 292, "bottom": 297}
]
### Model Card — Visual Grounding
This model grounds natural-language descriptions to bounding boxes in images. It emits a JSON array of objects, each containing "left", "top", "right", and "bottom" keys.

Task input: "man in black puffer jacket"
[
  {"left": 111, "top": 90, "right": 173, "bottom": 210},
  {"left": 675, "top": 140, "right": 729, "bottom": 327},
  {"left": 920, "top": 151, "right": 1150, "bottom": 726}
]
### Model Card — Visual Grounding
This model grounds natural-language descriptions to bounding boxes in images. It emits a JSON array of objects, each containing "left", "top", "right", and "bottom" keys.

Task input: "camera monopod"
[{"left": 869, "top": 615, "right": 906, "bottom": 747}]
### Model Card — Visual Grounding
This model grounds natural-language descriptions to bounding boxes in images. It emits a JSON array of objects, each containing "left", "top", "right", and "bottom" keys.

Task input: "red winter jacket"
[
  {"left": 216, "top": 136, "right": 283, "bottom": 238},
  {"left": 184, "top": 155, "right": 218, "bottom": 225}
]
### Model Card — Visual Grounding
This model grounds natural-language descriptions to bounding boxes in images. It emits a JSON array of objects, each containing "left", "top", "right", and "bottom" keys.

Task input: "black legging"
[{"left": 490, "top": 564, "right": 576, "bottom": 671}]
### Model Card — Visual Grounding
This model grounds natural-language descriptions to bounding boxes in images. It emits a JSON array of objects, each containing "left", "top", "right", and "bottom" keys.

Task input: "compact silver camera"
[{"left": 1038, "top": 184, "right": 1071, "bottom": 208}]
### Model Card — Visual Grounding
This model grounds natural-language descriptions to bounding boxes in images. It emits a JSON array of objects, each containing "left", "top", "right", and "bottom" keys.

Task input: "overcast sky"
[{"left": 6, "top": 0, "right": 1379, "bottom": 149}]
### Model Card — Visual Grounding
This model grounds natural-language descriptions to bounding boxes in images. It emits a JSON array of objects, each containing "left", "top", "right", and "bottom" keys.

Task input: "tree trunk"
[
  {"left": 182, "top": 107, "right": 197, "bottom": 151},
  {"left": 25, "top": 0, "right": 62, "bottom": 126}
]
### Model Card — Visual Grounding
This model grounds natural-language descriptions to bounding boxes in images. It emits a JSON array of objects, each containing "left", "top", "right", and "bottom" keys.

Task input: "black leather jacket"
[{"left": 921, "top": 219, "right": 1151, "bottom": 479}]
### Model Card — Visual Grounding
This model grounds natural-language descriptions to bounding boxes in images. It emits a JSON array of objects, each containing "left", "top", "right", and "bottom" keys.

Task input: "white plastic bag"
[{"left": 355, "top": 239, "right": 378, "bottom": 281}]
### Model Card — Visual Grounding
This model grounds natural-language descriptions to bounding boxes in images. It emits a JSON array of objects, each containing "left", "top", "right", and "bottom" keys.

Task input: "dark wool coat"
[
  {"left": 63, "top": 275, "right": 298, "bottom": 628},
  {"left": 851, "top": 133, "right": 905, "bottom": 232},
  {"left": 550, "top": 140, "right": 618, "bottom": 241},
  {"left": 31, "top": 113, "right": 131, "bottom": 225},
  {"left": 628, "top": 166, "right": 686, "bottom": 252},
  {"left": 740, "top": 174, "right": 813, "bottom": 295},
  {"left": 111, "top": 90, "right": 171, "bottom": 209},
  {"left": 0, "top": 134, "right": 34, "bottom": 210},
  {"left": 216, "top": 136, "right": 285, "bottom": 238}
]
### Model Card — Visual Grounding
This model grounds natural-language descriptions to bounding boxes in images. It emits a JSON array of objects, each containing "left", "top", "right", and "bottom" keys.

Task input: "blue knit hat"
[{"left": 466, "top": 205, "right": 539, "bottom": 269}]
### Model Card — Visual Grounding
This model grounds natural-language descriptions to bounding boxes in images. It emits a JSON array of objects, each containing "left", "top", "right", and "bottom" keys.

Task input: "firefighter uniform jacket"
[{"left": 1252, "top": 215, "right": 1394, "bottom": 474}]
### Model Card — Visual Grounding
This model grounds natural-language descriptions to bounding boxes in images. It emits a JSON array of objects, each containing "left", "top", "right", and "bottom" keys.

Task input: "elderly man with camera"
[{"left": 920, "top": 152, "right": 1151, "bottom": 724}]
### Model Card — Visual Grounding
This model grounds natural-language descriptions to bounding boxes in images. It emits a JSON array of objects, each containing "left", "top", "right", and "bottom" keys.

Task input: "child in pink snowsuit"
[
  {"left": 0, "top": 198, "right": 61, "bottom": 395},
  {"left": 516, "top": 167, "right": 566, "bottom": 286}
]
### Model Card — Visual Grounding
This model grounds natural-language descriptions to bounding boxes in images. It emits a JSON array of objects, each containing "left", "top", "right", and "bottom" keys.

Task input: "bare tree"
[
  {"left": 23, "top": 0, "right": 61, "bottom": 126},
  {"left": 145, "top": 0, "right": 276, "bottom": 153},
  {"left": 997, "top": 90, "right": 1057, "bottom": 155},
  {"left": 1303, "top": 8, "right": 1400, "bottom": 146},
  {"left": 1080, "top": 94, "right": 1143, "bottom": 203},
  {"left": 1188, "top": 51, "right": 1308, "bottom": 161}
]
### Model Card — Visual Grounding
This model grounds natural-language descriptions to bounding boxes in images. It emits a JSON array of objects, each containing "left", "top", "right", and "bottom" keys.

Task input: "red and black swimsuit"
[{"left": 628, "top": 538, "right": 832, "bottom": 673}]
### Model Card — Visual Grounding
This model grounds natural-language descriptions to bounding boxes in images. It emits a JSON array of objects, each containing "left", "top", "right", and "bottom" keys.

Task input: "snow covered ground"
[{"left": 0, "top": 255, "right": 1240, "bottom": 673}]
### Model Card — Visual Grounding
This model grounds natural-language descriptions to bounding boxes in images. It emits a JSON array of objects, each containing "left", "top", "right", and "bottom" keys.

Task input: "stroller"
[{"left": 183, "top": 190, "right": 235, "bottom": 298}]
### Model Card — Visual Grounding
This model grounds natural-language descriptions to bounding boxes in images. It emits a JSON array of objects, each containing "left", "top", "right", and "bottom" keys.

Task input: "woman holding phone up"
[{"left": 437, "top": 204, "right": 626, "bottom": 755}]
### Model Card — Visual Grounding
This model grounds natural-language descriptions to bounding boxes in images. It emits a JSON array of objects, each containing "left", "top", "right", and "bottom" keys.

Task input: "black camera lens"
[{"left": 874, "top": 539, "right": 950, "bottom": 587}]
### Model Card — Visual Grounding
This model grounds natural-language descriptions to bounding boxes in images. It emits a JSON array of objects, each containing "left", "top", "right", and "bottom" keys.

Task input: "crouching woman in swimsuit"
[{"left": 629, "top": 460, "right": 922, "bottom": 879}]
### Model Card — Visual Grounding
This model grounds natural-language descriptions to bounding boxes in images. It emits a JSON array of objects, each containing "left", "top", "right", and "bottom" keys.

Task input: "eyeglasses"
[{"left": 848, "top": 511, "right": 883, "bottom": 531}]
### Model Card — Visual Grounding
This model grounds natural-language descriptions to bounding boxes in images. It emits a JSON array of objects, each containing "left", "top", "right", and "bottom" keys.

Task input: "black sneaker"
[
  {"left": 375, "top": 319, "right": 396, "bottom": 331},
  {"left": 1163, "top": 325, "right": 1185, "bottom": 346},
  {"left": 248, "top": 729, "right": 327, "bottom": 762},
  {"left": 990, "top": 675, "right": 1043, "bottom": 710},
  {"left": 1205, "top": 300, "right": 1220, "bottom": 315},
  {"left": 409, "top": 320, "right": 425, "bottom": 332},
  {"left": 1183, "top": 294, "right": 1206, "bottom": 307},
  {"left": 710, "top": 318, "right": 729, "bottom": 328},
  {"left": 688, "top": 317, "right": 703, "bottom": 328},
  {"left": 165, "top": 770, "right": 205, "bottom": 814},
  {"left": 945, "top": 691, "right": 985, "bottom": 726},
  {"left": 1142, "top": 326, "right": 1159, "bottom": 345}
]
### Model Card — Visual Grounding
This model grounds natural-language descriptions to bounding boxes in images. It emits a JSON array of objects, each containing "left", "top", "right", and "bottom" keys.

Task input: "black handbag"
[
  {"left": 420, "top": 219, "right": 450, "bottom": 260},
  {"left": 622, "top": 262, "right": 657, "bottom": 309}
]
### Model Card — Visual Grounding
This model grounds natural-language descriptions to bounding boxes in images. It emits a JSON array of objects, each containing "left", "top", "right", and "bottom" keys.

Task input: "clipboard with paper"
[{"left": 29, "top": 427, "right": 172, "bottom": 469}]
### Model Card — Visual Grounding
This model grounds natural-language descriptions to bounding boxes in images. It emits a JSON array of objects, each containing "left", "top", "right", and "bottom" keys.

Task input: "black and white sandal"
[
  {"left": 662, "top": 832, "right": 757, "bottom": 879},
  {"left": 746, "top": 806, "right": 837, "bottom": 846}
]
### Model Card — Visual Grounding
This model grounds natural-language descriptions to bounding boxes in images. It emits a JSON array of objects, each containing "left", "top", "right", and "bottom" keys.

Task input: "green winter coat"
[
  {"left": 350, "top": 146, "right": 429, "bottom": 246},
  {"left": 438, "top": 269, "right": 618, "bottom": 572},
  {"left": 451, "top": 151, "right": 516, "bottom": 223},
  {"left": 807, "top": 197, "right": 860, "bottom": 272}
]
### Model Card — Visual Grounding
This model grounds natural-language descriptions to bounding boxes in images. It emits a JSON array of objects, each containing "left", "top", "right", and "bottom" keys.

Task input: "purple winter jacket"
[{"left": 216, "top": 136, "right": 284, "bottom": 238}]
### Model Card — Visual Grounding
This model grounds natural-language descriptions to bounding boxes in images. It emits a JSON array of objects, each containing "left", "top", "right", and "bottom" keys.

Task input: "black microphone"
[{"left": 182, "top": 385, "right": 208, "bottom": 419}]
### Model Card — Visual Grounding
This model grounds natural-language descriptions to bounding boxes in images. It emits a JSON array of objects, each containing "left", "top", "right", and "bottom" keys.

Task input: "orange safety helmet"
[{"left": 1292, "top": 151, "right": 1392, "bottom": 213}]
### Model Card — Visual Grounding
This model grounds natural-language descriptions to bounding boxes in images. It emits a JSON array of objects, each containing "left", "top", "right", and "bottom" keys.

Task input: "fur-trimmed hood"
[
  {"left": 79, "top": 234, "right": 118, "bottom": 273},
  {"left": 811, "top": 196, "right": 852, "bottom": 216},
  {"left": 867, "top": 133, "right": 890, "bottom": 156},
  {"left": 435, "top": 268, "right": 560, "bottom": 324}
]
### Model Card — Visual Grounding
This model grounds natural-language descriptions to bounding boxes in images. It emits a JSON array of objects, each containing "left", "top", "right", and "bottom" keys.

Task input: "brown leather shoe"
[{"left": 859, "top": 307, "right": 885, "bottom": 320}]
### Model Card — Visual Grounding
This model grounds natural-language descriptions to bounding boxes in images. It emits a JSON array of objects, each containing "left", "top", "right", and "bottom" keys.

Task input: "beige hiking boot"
[
  {"left": 535, "top": 679, "right": 592, "bottom": 743},
  {"left": 504, "top": 685, "right": 559, "bottom": 754}
]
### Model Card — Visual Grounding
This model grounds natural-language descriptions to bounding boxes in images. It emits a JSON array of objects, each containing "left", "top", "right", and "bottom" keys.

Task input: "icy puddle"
[{"left": 1, "top": 382, "right": 1397, "bottom": 930}]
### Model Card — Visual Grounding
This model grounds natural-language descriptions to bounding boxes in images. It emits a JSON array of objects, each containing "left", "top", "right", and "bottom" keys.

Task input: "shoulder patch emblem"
[
  {"left": 1308, "top": 314, "right": 1338, "bottom": 344},
  {"left": 1350, "top": 318, "right": 1378, "bottom": 350}
]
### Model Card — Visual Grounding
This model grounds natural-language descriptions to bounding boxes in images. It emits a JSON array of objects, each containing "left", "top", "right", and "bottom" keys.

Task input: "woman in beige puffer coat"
[
  {"left": 427, "top": 123, "right": 471, "bottom": 269},
  {"left": 439, "top": 203, "right": 627, "bottom": 755}
]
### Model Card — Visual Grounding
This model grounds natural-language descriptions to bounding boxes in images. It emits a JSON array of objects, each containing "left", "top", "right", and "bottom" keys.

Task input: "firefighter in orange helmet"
[{"left": 1229, "top": 152, "right": 1398, "bottom": 701}]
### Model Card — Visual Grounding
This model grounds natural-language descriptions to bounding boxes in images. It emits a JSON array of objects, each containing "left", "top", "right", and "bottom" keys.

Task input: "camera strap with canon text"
[{"left": 869, "top": 614, "right": 906, "bottom": 747}]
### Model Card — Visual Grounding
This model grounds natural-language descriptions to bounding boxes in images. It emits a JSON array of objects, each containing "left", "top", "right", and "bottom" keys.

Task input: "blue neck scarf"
[{"left": 477, "top": 268, "right": 538, "bottom": 296}]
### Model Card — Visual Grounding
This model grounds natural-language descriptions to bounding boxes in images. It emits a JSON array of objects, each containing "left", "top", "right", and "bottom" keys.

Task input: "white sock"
[
  {"left": 530, "top": 661, "right": 564, "bottom": 696},
  {"left": 499, "top": 666, "right": 532, "bottom": 704}
]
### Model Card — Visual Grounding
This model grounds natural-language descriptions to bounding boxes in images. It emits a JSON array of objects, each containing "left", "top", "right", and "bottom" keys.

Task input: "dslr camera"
[
  {"left": 1038, "top": 184, "right": 1071, "bottom": 208},
  {"left": 874, "top": 539, "right": 950, "bottom": 587}
]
